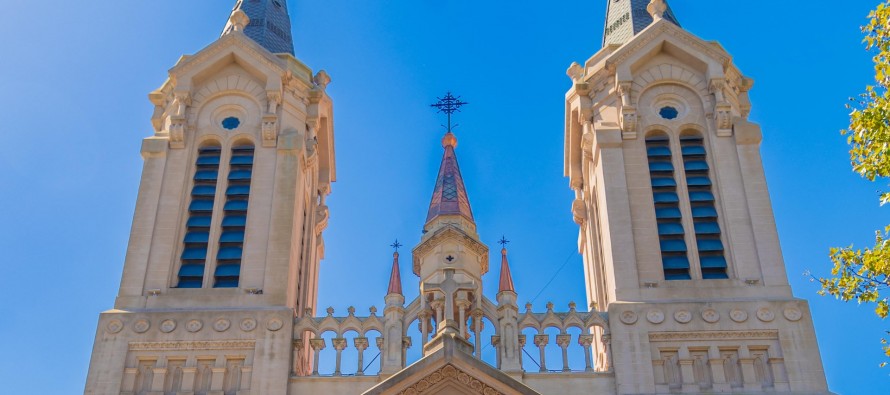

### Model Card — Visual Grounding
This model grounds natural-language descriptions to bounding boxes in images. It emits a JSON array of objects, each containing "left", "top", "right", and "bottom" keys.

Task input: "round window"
[
  {"left": 659, "top": 106, "right": 679, "bottom": 120},
  {"left": 222, "top": 117, "right": 241, "bottom": 130}
]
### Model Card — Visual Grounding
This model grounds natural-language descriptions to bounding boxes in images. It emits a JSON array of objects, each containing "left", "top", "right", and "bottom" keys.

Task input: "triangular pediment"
[
  {"left": 605, "top": 19, "right": 731, "bottom": 71},
  {"left": 363, "top": 335, "right": 539, "bottom": 395}
]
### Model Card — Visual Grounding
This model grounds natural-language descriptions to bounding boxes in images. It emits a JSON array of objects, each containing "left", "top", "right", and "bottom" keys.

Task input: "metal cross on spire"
[
  {"left": 390, "top": 239, "right": 403, "bottom": 253},
  {"left": 498, "top": 236, "right": 510, "bottom": 248},
  {"left": 430, "top": 92, "right": 468, "bottom": 132}
]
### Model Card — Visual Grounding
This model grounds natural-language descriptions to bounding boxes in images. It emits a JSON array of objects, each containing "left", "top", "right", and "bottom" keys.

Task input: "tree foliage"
[{"left": 820, "top": 1, "right": 890, "bottom": 363}]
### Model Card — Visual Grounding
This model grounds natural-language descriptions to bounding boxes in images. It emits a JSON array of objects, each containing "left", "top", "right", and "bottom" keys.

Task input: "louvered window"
[
  {"left": 646, "top": 135, "right": 691, "bottom": 280},
  {"left": 214, "top": 145, "right": 254, "bottom": 288},
  {"left": 178, "top": 145, "right": 221, "bottom": 288},
  {"left": 680, "top": 136, "right": 728, "bottom": 279}
]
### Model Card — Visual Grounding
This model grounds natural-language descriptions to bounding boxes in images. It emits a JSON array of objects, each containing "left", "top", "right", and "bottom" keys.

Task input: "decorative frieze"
[{"left": 128, "top": 340, "right": 256, "bottom": 351}]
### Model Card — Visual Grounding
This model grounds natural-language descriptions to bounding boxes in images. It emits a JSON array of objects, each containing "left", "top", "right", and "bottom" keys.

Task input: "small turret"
[{"left": 387, "top": 251, "right": 403, "bottom": 296}]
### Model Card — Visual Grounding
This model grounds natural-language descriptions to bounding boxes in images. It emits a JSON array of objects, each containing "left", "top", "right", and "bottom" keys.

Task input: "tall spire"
[
  {"left": 426, "top": 93, "right": 475, "bottom": 226},
  {"left": 387, "top": 240, "right": 403, "bottom": 296},
  {"left": 425, "top": 132, "right": 475, "bottom": 225},
  {"left": 602, "top": 0, "right": 680, "bottom": 47},
  {"left": 498, "top": 237, "right": 515, "bottom": 293},
  {"left": 223, "top": 0, "right": 296, "bottom": 55}
]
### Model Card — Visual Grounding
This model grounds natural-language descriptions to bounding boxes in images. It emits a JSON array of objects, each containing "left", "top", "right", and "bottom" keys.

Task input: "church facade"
[{"left": 84, "top": 1, "right": 833, "bottom": 394}]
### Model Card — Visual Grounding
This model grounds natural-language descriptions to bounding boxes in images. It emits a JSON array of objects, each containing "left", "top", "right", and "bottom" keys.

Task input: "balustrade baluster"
[
  {"left": 309, "top": 339, "right": 326, "bottom": 376},
  {"left": 578, "top": 334, "right": 594, "bottom": 372},
  {"left": 556, "top": 334, "right": 572, "bottom": 372},
  {"left": 332, "top": 338, "right": 347, "bottom": 376},
  {"left": 354, "top": 337, "right": 369, "bottom": 376}
]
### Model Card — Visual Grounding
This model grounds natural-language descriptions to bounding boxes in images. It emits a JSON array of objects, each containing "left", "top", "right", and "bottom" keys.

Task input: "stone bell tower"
[
  {"left": 85, "top": 1, "right": 334, "bottom": 394},
  {"left": 565, "top": 1, "right": 832, "bottom": 394}
]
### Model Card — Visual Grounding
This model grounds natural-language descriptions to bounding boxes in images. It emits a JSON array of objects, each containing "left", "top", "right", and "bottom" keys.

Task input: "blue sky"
[{"left": 0, "top": 1, "right": 887, "bottom": 393}]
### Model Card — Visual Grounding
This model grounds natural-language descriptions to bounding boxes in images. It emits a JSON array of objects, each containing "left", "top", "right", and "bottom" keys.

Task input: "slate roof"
[
  {"left": 223, "top": 0, "right": 295, "bottom": 55},
  {"left": 603, "top": 0, "right": 680, "bottom": 47}
]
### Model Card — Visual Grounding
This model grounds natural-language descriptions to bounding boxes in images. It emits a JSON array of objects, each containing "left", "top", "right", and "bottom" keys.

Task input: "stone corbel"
[
  {"left": 262, "top": 114, "right": 278, "bottom": 148},
  {"left": 148, "top": 91, "right": 166, "bottom": 134},
  {"left": 169, "top": 118, "right": 186, "bottom": 149},
  {"left": 710, "top": 79, "right": 733, "bottom": 137},
  {"left": 571, "top": 198, "right": 587, "bottom": 226},
  {"left": 314, "top": 203, "right": 329, "bottom": 235},
  {"left": 168, "top": 92, "right": 191, "bottom": 149},
  {"left": 617, "top": 81, "right": 637, "bottom": 139}
]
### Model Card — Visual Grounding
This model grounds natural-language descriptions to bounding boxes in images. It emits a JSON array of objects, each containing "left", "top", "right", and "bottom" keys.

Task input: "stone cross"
[{"left": 423, "top": 269, "right": 475, "bottom": 333}]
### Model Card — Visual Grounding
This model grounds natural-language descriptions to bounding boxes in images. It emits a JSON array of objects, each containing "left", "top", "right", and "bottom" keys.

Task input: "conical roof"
[
  {"left": 425, "top": 132, "right": 475, "bottom": 224},
  {"left": 222, "top": 0, "right": 296, "bottom": 55},
  {"left": 603, "top": 0, "right": 680, "bottom": 47},
  {"left": 498, "top": 248, "right": 515, "bottom": 293},
  {"left": 387, "top": 252, "right": 403, "bottom": 296}
]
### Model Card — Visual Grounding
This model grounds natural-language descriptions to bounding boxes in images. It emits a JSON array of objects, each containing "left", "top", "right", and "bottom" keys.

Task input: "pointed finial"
[
  {"left": 498, "top": 237, "right": 516, "bottom": 293},
  {"left": 387, "top": 242, "right": 403, "bottom": 296},
  {"left": 647, "top": 0, "right": 667, "bottom": 21},
  {"left": 431, "top": 92, "right": 468, "bottom": 133}
]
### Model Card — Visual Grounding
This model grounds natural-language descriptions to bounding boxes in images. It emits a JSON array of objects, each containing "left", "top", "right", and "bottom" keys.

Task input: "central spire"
[
  {"left": 425, "top": 93, "right": 475, "bottom": 228},
  {"left": 223, "top": 0, "right": 296, "bottom": 55}
]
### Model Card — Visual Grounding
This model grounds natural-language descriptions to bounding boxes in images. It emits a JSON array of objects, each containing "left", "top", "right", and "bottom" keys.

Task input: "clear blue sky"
[{"left": 0, "top": 1, "right": 887, "bottom": 393}]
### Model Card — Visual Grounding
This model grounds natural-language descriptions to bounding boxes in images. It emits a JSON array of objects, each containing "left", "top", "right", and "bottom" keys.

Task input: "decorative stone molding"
[
  {"left": 133, "top": 319, "right": 150, "bottom": 334},
  {"left": 160, "top": 319, "right": 177, "bottom": 333},
  {"left": 649, "top": 330, "right": 779, "bottom": 342},
  {"left": 647, "top": 310, "right": 665, "bottom": 324},
  {"left": 106, "top": 319, "right": 124, "bottom": 334},
  {"left": 267, "top": 317, "right": 284, "bottom": 331},
  {"left": 213, "top": 318, "right": 231, "bottom": 332},
  {"left": 397, "top": 364, "right": 504, "bottom": 395},
  {"left": 783, "top": 308, "right": 803, "bottom": 322},
  {"left": 240, "top": 318, "right": 257, "bottom": 332},
  {"left": 729, "top": 309, "right": 748, "bottom": 323},
  {"left": 620, "top": 311, "right": 638, "bottom": 325},
  {"left": 128, "top": 340, "right": 256, "bottom": 351},
  {"left": 756, "top": 308, "right": 775, "bottom": 323},
  {"left": 186, "top": 319, "right": 203, "bottom": 333},
  {"left": 701, "top": 309, "right": 720, "bottom": 323},
  {"left": 673, "top": 310, "right": 692, "bottom": 324}
]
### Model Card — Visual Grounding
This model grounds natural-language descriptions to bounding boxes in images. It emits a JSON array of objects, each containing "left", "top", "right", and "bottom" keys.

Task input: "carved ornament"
[
  {"left": 649, "top": 330, "right": 779, "bottom": 342},
  {"left": 397, "top": 364, "right": 504, "bottom": 395},
  {"left": 129, "top": 340, "right": 255, "bottom": 351}
]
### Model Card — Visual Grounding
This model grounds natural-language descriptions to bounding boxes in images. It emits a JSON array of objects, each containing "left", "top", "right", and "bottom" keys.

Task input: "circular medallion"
[
  {"left": 240, "top": 318, "right": 257, "bottom": 332},
  {"left": 756, "top": 308, "right": 775, "bottom": 322},
  {"left": 619, "top": 310, "right": 638, "bottom": 325},
  {"left": 646, "top": 310, "right": 665, "bottom": 324},
  {"left": 730, "top": 309, "right": 749, "bottom": 323},
  {"left": 160, "top": 319, "right": 177, "bottom": 333},
  {"left": 783, "top": 307, "right": 803, "bottom": 322},
  {"left": 133, "top": 319, "right": 150, "bottom": 333},
  {"left": 266, "top": 317, "right": 284, "bottom": 332},
  {"left": 186, "top": 319, "right": 203, "bottom": 333},
  {"left": 106, "top": 319, "right": 124, "bottom": 334},
  {"left": 674, "top": 310, "right": 693, "bottom": 324},
  {"left": 701, "top": 309, "right": 720, "bottom": 323},
  {"left": 213, "top": 318, "right": 231, "bottom": 332}
]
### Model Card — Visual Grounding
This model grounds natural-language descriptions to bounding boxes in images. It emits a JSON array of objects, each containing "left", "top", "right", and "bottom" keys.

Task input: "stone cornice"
[
  {"left": 648, "top": 330, "right": 779, "bottom": 342},
  {"left": 128, "top": 340, "right": 256, "bottom": 351}
]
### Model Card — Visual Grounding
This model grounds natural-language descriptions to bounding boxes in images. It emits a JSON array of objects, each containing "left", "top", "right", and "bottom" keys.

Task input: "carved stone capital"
[
  {"left": 262, "top": 114, "right": 278, "bottom": 147},
  {"left": 331, "top": 338, "right": 347, "bottom": 351},
  {"left": 169, "top": 118, "right": 186, "bottom": 149},
  {"left": 533, "top": 334, "right": 549, "bottom": 347},
  {"left": 715, "top": 103, "right": 733, "bottom": 137},
  {"left": 577, "top": 334, "right": 594, "bottom": 347},
  {"left": 353, "top": 337, "right": 369, "bottom": 351},
  {"left": 309, "top": 338, "right": 326, "bottom": 351},
  {"left": 556, "top": 334, "right": 572, "bottom": 348}
]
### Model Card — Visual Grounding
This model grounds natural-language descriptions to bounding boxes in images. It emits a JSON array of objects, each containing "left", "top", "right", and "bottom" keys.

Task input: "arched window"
[
  {"left": 214, "top": 144, "right": 254, "bottom": 288},
  {"left": 680, "top": 134, "right": 728, "bottom": 279},
  {"left": 178, "top": 144, "right": 222, "bottom": 288},
  {"left": 646, "top": 133, "right": 691, "bottom": 280}
]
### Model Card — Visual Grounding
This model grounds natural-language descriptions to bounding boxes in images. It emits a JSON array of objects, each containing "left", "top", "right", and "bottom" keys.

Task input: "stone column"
[
  {"left": 419, "top": 310, "right": 432, "bottom": 351},
  {"left": 401, "top": 337, "right": 413, "bottom": 369},
  {"left": 292, "top": 339, "right": 305, "bottom": 376},
  {"left": 457, "top": 299, "right": 470, "bottom": 338},
  {"left": 381, "top": 291, "right": 406, "bottom": 375},
  {"left": 709, "top": 346, "right": 729, "bottom": 392},
  {"left": 472, "top": 310, "right": 483, "bottom": 358},
  {"left": 518, "top": 335, "right": 527, "bottom": 372},
  {"left": 679, "top": 359, "right": 697, "bottom": 392},
  {"left": 491, "top": 335, "right": 502, "bottom": 369},
  {"left": 534, "top": 334, "right": 549, "bottom": 372},
  {"left": 309, "top": 339, "right": 326, "bottom": 376},
  {"left": 210, "top": 366, "right": 226, "bottom": 394},
  {"left": 578, "top": 334, "right": 594, "bottom": 372},
  {"left": 556, "top": 334, "right": 572, "bottom": 372},
  {"left": 354, "top": 337, "right": 369, "bottom": 376},
  {"left": 601, "top": 334, "right": 613, "bottom": 372},
  {"left": 332, "top": 338, "right": 347, "bottom": 376}
]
